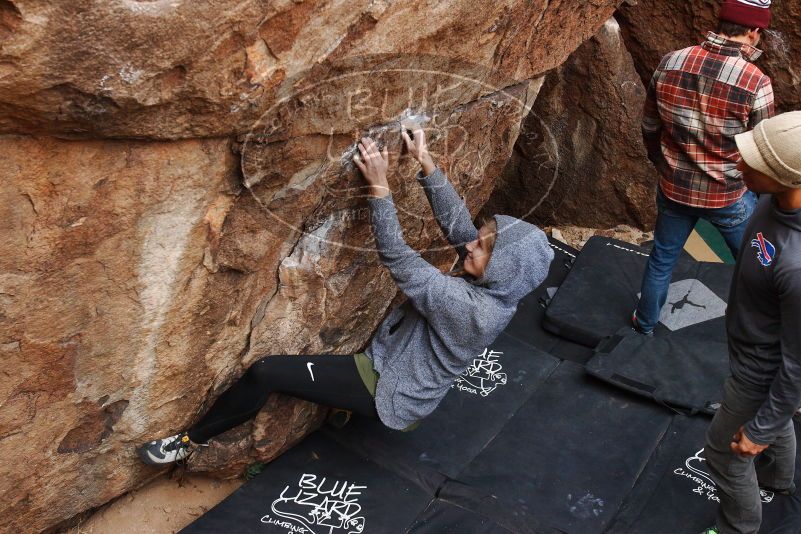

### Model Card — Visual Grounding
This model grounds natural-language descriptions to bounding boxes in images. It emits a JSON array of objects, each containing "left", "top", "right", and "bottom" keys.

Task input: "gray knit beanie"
[{"left": 736, "top": 111, "right": 801, "bottom": 189}]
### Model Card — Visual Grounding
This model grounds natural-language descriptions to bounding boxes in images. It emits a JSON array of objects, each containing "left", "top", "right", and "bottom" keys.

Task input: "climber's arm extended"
[{"left": 402, "top": 127, "right": 478, "bottom": 261}]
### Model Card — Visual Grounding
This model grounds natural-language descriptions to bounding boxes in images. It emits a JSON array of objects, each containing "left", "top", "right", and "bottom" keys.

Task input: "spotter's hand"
[
  {"left": 730, "top": 426, "right": 769, "bottom": 457},
  {"left": 353, "top": 137, "right": 390, "bottom": 198}
]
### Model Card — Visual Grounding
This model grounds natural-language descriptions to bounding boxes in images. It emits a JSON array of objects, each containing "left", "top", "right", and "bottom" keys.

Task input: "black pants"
[{"left": 187, "top": 355, "right": 378, "bottom": 444}]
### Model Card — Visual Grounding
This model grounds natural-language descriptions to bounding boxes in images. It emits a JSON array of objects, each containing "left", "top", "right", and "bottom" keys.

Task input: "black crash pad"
[
  {"left": 325, "top": 332, "right": 560, "bottom": 481},
  {"left": 180, "top": 432, "right": 433, "bottom": 534},
  {"left": 449, "top": 361, "right": 674, "bottom": 534},
  {"left": 433, "top": 479, "right": 565, "bottom": 534},
  {"left": 405, "top": 499, "right": 515, "bottom": 533},
  {"left": 503, "top": 238, "right": 594, "bottom": 364},
  {"left": 587, "top": 329, "right": 729, "bottom": 415},
  {"left": 608, "top": 415, "right": 801, "bottom": 534},
  {"left": 543, "top": 237, "right": 733, "bottom": 348}
]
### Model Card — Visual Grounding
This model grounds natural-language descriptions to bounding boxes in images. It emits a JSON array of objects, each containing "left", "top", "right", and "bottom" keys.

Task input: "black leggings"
[{"left": 187, "top": 355, "right": 377, "bottom": 443}]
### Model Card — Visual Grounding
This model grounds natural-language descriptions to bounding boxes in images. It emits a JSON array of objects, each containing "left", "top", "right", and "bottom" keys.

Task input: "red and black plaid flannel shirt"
[{"left": 643, "top": 32, "right": 775, "bottom": 208}]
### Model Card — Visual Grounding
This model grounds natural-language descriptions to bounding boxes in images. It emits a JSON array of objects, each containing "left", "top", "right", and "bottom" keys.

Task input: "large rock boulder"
[
  {"left": 482, "top": 17, "right": 657, "bottom": 229},
  {"left": 616, "top": 0, "right": 801, "bottom": 113},
  {"left": 0, "top": 1, "right": 623, "bottom": 531},
  {"left": 0, "top": 136, "right": 244, "bottom": 530},
  {"left": 1, "top": 0, "right": 620, "bottom": 139}
]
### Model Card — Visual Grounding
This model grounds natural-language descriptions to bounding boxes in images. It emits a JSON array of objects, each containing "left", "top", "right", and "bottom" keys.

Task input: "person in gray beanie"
[
  {"left": 137, "top": 127, "right": 554, "bottom": 465},
  {"left": 702, "top": 111, "right": 801, "bottom": 534}
]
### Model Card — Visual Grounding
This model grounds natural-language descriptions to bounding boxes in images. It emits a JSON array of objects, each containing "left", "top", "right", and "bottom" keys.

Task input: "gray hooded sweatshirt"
[{"left": 365, "top": 168, "right": 554, "bottom": 430}]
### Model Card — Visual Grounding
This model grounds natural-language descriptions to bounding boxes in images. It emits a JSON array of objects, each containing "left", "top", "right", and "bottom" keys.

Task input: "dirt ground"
[{"left": 65, "top": 474, "right": 243, "bottom": 534}]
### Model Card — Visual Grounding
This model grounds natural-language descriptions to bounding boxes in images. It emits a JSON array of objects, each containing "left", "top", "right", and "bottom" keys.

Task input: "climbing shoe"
[
  {"left": 699, "top": 527, "right": 719, "bottom": 534},
  {"left": 137, "top": 431, "right": 194, "bottom": 465},
  {"left": 631, "top": 310, "right": 654, "bottom": 336}
]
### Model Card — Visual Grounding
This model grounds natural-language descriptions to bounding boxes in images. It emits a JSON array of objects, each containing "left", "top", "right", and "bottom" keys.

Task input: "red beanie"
[{"left": 719, "top": 0, "right": 772, "bottom": 29}]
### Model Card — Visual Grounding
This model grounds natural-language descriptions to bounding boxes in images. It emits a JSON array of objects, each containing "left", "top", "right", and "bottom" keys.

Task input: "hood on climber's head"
[{"left": 468, "top": 214, "right": 554, "bottom": 302}]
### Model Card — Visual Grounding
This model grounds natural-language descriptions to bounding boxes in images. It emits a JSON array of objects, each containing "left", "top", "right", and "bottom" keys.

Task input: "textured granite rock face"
[
  {"left": 0, "top": 137, "right": 243, "bottom": 529},
  {"left": 616, "top": 0, "right": 801, "bottom": 113},
  {"left": 0, "top": 0, "right": 619, "bottom": 139},
  {"left": 482, "top": 18, "right": 657, "bottom": 229},
  {"left": 0, "top": 0, "right": 623, "bottom": 531}
]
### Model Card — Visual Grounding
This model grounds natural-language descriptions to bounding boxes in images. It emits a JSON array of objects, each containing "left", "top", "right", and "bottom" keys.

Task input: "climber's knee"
[{"left": 244, "top": 355, "right": 282, "bottom": 386}]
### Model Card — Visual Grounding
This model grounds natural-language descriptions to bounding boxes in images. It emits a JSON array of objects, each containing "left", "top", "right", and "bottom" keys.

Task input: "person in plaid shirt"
[{"left": 633, "top": 0, "right": 775, "bottom": 336}]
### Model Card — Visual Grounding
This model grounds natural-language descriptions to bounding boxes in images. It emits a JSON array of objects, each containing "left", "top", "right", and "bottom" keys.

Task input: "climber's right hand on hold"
[{"left": 401, "top": 127, "right": 435, "bottom": 177}]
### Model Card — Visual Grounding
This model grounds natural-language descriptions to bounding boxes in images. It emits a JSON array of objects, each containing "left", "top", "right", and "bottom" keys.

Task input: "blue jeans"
[{"left": 635, "top": 189, "right": 756, "bottom": 332}]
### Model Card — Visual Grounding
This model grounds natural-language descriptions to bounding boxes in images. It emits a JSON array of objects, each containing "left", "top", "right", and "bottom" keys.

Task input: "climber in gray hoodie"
[{"left": 137, "top": 127, "right": 553, "bottom": 465}]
